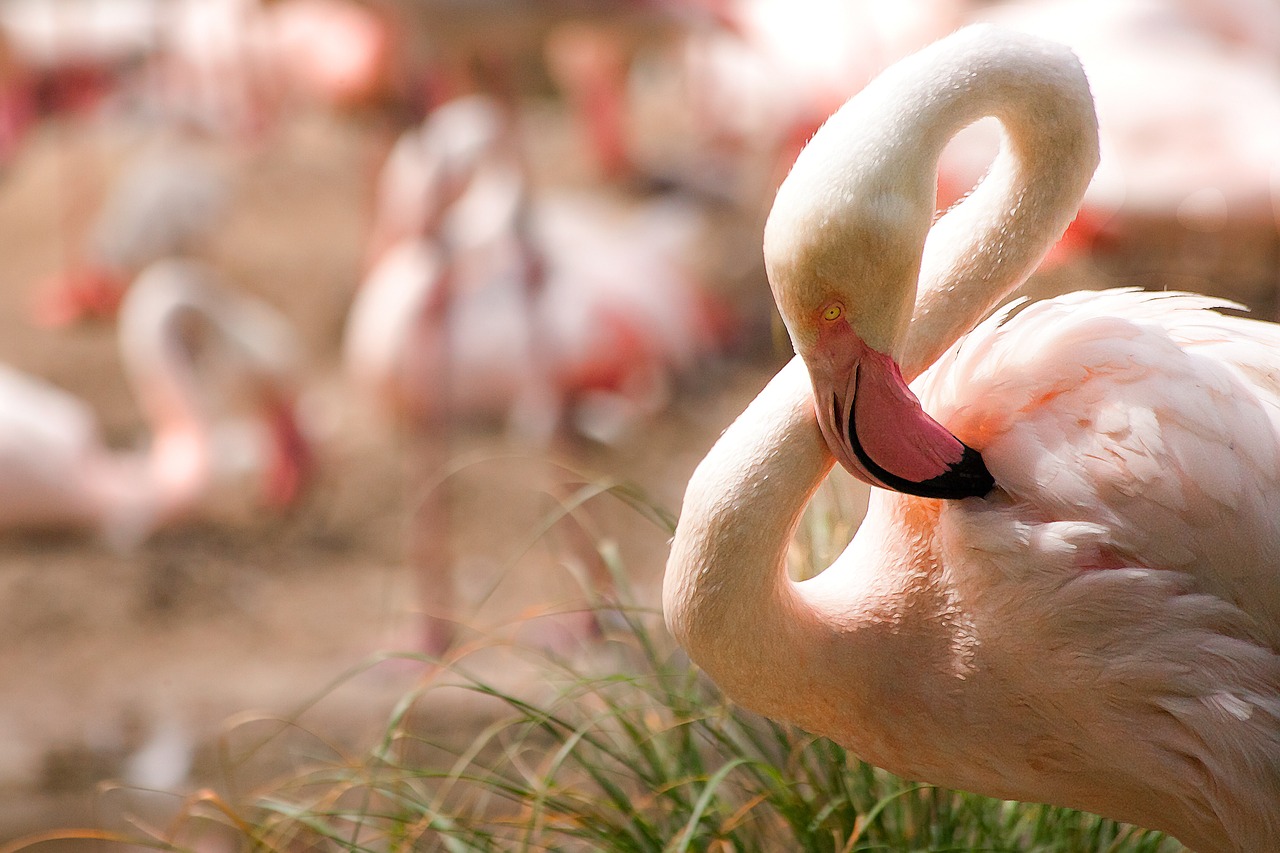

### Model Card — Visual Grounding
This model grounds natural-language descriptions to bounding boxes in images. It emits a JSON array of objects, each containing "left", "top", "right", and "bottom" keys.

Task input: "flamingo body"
[
  {"left": 0, "top": 364, "right": 127, "bottom": 529},
  {"left": 927, "top": 289, "right": 1280, "bottom": 633},
  {"left": 32, "top": 130, "right": 232, "bottom": 327},
  {"left": 665, "top": 26, "right": 1280, "bottom": 852},
  {"left": 348, "top": 195, "right": 715, "bottom": 438}
]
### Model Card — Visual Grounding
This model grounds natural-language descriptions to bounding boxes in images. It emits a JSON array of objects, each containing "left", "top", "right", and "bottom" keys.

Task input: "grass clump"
[
  {"left": 133, "top": 602, "right": 1177, "bottom": 852},
  {"left": 123, "top": 615, "right": 1175, "bottom": 850},
  {"left": 16, "top": 480, "right": 1180, "bottom": 853}
]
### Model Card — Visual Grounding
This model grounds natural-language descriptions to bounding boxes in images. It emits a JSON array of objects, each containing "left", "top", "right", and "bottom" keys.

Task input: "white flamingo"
[
  {"left": 0, "top": 258, "right": 311, "bottom": 547},
  {"left": 31, "top": 125, "right": 233, "bottom": 327},
  {"left": 665, "top": 26, "right": 1280, "bottom": 853},
  {"left": 348, "top": 92, "right": 724, "bottom": 443},
  {"left": 347, "top": 93, "right": 726, "bottom": 653}
]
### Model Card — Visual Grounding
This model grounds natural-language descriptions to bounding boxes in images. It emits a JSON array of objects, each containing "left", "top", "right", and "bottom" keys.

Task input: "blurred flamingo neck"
[{"left": 120, "top": 301, "right": 218, "bottom": 518}]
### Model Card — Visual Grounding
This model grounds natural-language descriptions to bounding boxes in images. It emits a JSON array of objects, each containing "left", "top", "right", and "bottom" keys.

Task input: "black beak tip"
[
  {"left": 861, "top": 441, "right": 995, "bottom": 501},
  {"left": 908, "top": 442, "right": 995, "bottom": 500}
]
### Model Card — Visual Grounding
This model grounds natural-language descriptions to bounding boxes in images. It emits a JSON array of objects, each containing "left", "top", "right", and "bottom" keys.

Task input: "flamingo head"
[
  {"left": 763, "top": 123, "right": 993, "bottom": 500},
  {"left": 782, "top": 293, "right": 992, "bottom": 500}
]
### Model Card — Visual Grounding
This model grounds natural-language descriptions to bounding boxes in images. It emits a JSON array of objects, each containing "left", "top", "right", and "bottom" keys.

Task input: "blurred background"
[{"left": 0, "top": 0, "right": 1277, "bottom": 835}]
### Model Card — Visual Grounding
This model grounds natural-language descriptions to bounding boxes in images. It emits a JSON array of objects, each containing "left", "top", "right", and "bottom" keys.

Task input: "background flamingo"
[
  {"left": 346, "top": 90, "right": 729, "bottom": 653},
  {"left": 543, "top": 0, "right": 971, "bottom": 205},
  {"left": 14, "top": 0, "right": 413, "bottom": 328},
  {"left": 666, "top": 26, "right": 1280, "bottom": 853},
  {"left": 30, "top": 122, "right": 234, "bottom": 327},
  {"left": 349, "top": 91, "right": 727, "bottom": 444},
  {"left": 1, "top": 257, "right": 311, "bottom": 548}
]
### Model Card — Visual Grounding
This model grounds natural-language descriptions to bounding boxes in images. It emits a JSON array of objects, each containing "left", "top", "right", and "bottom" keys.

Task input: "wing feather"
[{"left": 919, "top": 288, "right": 1280, "bottom": 637}]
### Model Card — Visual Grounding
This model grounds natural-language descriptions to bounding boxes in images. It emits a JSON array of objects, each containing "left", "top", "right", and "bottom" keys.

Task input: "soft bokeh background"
[{"left": 0, "top": 0, "right": 1276, "bottom": 836}]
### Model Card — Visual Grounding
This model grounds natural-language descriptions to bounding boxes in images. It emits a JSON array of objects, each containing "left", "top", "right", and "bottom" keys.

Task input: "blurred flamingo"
[
  {"left": 667, "top": 27, "right": 1280, "bottom": 852},
  {"left": 0, "top": 0, "right": 134, "bottom": 168},
  {"left": 19, "top": 0, "right": 408, "bottom": 327},
  {"left": 0, "top": 0, "right": 248, "bottom": 328},
  {"left": 0, "top": 0, "right": 273, "bottom": 138},
  {"left": 30, "top": 124, "right": 233, "bottom": 327},
  {"left": 348, "top": 92, "right": 727, "bottom": 443},
  {"left": 0, "top": 258, "right": 311, "bottom": 547},
  {"left": 259, "top": 0, "right": 398, "bottom": 112},
  {"left": 345, "top": 92, "right": 727, "bottom": 653},
  {"left": 544, "top": 0, "right": 966, "bottom": 201}
]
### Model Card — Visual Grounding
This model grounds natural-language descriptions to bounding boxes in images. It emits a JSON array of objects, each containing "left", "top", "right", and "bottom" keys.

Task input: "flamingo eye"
[{"left": 822, "top": 303, "right": 843, "bottom": 322}]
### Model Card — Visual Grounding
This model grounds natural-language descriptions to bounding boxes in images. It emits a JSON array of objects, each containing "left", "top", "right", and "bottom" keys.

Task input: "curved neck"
[
  {"left": 664, "top": 359, "right": 837, "bottom": 713},
  {"left": 129, "top": 322, "right": 216, "bottom": 525},
  {"left": 894, "top": 28, "right": 1100, "bottom": 379},
  {"left": 670, "top": 23, "right": 1101, "bottom": 732},
  {"left": 122, "top": 303, "right": 213, "bottom": 448},
  {"left": 116, "top": 265, "right": 241, "bottom": 520},
  {"left": 765, "top": 26, "right": 1098, "bottom": 379}
]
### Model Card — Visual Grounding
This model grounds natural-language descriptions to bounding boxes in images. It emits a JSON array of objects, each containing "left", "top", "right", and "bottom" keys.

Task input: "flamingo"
[
  {"left": 347, "top": 92, "right": 727, "bottom": 653},
  {"left": 664, "top": 25, "right": 1280, "bottom": 853},
  {"left": 545, "top": 0, "right": 973, "bottom": 204},
  {"left": 258, "top": 0, "right": 398, "bottom": 112},
  {"left": 349, "top": 92, "right": 725, "bottom": 443},
  {"left": 0, "top": 258, "right": 311, "bottom": 548},
  {"left": 31, "top": 124, "right": 233, "bottom": 327}
]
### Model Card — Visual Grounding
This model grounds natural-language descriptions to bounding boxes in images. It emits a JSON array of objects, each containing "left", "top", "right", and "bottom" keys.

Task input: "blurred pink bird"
[
  {"left": 0, "top": 0, "right": 269, "bottom": 136},
  {"left": 1, "top": 258, "right": 311, "bottom": 547},
  {"left": 347, "top": 92, "right": 727, "bottom": 653},
  {"left": 666, "top": 27, "right": 1280, "bottom": 853},
  {"left": 260, "top": 0, "right": 397, "bottom": 110},
  {"left": 544, "top": 0, "right": 965, "bottom": 200},
  {"left": 348, "top": 92, "right": 726, "bottom": 444},
  {"left": 31, "top": 127, "right": 232, "bottom": 328}
]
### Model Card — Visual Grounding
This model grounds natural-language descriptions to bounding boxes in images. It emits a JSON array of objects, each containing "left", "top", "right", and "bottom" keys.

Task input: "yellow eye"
[{"left": 822, "top": 303, "right": 843, "bottom": 322}]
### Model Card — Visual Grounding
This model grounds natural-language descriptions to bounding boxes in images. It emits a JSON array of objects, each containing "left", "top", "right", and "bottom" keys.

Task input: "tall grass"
[
  {"left": 15, "top": 478, "right": 1181, "bottom": 853},
  {"left": 124, "top": 605, "right": 1177, "bottom": 852}
]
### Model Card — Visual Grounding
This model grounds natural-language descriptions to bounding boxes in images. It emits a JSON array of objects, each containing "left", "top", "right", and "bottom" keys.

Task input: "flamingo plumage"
[
  {"left": 0, "top": 258, "right": 311, "bottom": 547},
  {"left": 664, "top": 25, "right": 1280, "bottom": 853}
]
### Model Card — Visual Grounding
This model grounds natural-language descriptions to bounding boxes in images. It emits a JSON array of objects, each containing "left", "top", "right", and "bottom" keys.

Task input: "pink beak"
[{"left": 809, "top": 320, "right": 993, "bottom": 500}]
